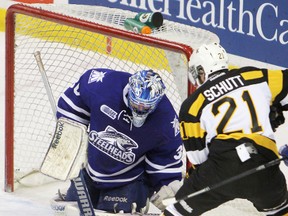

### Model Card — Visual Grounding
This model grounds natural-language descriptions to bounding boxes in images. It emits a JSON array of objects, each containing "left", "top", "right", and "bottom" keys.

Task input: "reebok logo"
[
  {"left": 52, "top": 121, "right": 64, "bottom": 148},
  {"left": 103, "top": 196, "right": 128, "bottom": 203}
]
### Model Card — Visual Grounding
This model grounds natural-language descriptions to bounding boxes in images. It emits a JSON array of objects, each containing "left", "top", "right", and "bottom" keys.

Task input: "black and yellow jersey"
[{"left": 180, "top": 66, "right": 288, "bottom": 165}]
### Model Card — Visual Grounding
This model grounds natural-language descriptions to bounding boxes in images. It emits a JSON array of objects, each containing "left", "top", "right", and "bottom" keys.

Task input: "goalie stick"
[
  {"left": 34, "top": 51, "right": 94, "bottom": 216},
  {"left": 162, "top": 157, "right": 285, "bottom": 206},
  {"left": 34, "top": 51, "right": 57, "bottom": 119}
]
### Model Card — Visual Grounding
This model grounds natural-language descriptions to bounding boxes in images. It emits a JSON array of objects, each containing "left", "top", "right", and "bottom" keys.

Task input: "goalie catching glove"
[{"left": 150, "top": 180, "right": 183, "bottom": 211}]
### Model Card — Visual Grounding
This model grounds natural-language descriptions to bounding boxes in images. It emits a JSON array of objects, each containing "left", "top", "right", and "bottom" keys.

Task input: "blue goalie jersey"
[{"left": 56, "top": 68, "right": 183, "bottom": 191}]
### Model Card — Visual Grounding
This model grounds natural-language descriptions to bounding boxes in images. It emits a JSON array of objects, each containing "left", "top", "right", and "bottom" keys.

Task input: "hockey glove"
[
  {"left": 279, "top": 144, "right": 288, "bottom": 166},
  {"left": 150, "top": 180, "right": 183, "bottom": 211},
  {"left": 269, "top": 105, "right": 285, "bottom": 132}
]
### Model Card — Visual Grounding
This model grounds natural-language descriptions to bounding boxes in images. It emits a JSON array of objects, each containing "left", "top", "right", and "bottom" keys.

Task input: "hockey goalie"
[{"left": 41, "top": 68, "right": 184, "bottom": 215}]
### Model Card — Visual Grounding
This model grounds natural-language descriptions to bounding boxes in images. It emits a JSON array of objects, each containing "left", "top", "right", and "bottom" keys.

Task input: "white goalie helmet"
[{"left": 188, "top": 43, "right": 228, "bottom": 86}]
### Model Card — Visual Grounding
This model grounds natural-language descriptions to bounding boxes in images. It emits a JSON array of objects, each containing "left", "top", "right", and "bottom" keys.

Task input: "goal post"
[{"left": 5, "top": 3, "right": 219, "bottom": 192}]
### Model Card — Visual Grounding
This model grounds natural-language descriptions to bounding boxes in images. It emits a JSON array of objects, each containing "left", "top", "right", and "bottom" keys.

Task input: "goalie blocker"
[{"left": 40, "top": 117, "right": 88, "bottom": 181}]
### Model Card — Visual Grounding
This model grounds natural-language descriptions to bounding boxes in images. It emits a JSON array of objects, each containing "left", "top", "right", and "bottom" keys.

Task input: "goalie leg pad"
[
  {"left": 66, "top": 169, "right": 100, "bottom": 206},
  {"left": 67, "top": 170, "right": 96, "bottom": 216},
  {"left": 65, "top": 169, "right": 151, "bottom": 213},
  {"left": 95, "top": 179, "right": 150, "bottom": 213}
]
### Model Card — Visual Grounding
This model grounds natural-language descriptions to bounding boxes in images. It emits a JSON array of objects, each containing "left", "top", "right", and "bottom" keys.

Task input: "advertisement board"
[{"left": 69, "top": 0, "right": 288, "bottom": 68}]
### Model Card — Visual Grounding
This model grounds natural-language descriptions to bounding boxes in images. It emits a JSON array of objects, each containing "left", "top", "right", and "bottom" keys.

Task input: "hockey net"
[{"left": 5, "top": 3, "right": 219, "bottom": 191}]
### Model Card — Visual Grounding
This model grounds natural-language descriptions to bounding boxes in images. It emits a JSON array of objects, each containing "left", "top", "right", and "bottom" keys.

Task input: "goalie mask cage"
[{"left": 5, "top": 3, "right": 219, "bottom": 192}]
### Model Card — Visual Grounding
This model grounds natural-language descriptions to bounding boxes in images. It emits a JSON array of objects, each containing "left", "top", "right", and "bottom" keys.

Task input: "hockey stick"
[
  {"left": 34, "top": 51, "right": 57, "bottom": 119},
  {"left": 162, "top": 157, "right": 285, "bottom": 206},
  {"left": 34, "top": 51, "right": 95, "bottom": 216}
]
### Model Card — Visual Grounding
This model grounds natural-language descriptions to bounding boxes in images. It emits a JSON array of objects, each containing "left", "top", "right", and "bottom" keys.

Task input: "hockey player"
[
  {"left": 52, "top": 69, "right": 184, "bottom": 214},
  {"left": 163, "top": 43, "right": 288, "bottom": 215}
]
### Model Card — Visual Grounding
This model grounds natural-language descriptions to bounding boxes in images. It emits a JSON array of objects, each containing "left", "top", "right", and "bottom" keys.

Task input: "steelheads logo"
[{"left": 89, "top": 126, "right": 138, "bottom": 164}]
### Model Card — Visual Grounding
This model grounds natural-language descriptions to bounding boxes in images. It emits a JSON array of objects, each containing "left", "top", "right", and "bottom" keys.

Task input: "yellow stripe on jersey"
[
  {"left": 216, "top": 133, "right": 279, "bottom": 157},
  {"left": 180, "top": 122, "right": 206, "bottom": 140},
  {"left": 188, "top": 93, "right": 205, "bottom": 117},
  {"left": 241, "top": 70, "right": 263, "bottom": 80},
  {"left": 267, "top": 70, "right": 283, "bottom": 102}
]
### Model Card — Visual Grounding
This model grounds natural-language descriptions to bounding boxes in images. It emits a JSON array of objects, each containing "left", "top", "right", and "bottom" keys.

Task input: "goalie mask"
[
  {"left": 188, "top": 43, "right": 228, "bottom": 87},
  {"left": 128, "top": 70, "right": 166, "bottom": 127}
]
